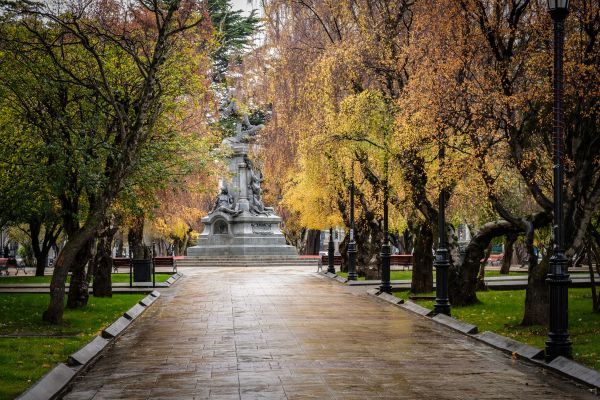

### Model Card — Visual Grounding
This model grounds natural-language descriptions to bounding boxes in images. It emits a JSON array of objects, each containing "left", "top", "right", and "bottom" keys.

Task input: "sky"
[{"left": 231, "top": 0, "right": 261, "bottom": 16}]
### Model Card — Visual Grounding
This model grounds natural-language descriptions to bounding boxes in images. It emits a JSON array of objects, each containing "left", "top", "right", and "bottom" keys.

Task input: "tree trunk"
[
  {"left": 66, "top": 238, "right": 94, "bottom": 309},
  {"left": 115, "top": 231, "right": 124, "bottom": 257},
  {"left": 158, "top": 239, "right": 167, "bottom": 256},
  {"left": 521, "top": 222, "right": 549, "bottom": 326},
  {"left": 339, "top": 234, "right": 349, "bottom": 273},
  {"left": 411, "top": 221, "right": 433, "bottom": 293},
  {"left": 449, "top": 213, "right": 549, "bottom": 306},
  {"left": 500, "top": 233, "right": 517, "bottom": 274},
  {"left": 398, "top": 227, "right": 413, "bottom": 254},
  {"left": 476, "top": 244, "right": 492, "bottom": 291},
  {"left": 93, "top": 229, "right": 117, "bottom": 297},
  {"left": 586, "top": 244, "right": 599, "bottom": 312},
  {"left": 43, "top": 223, "right": 97, "bottom": 323},
  {"left": 356, "top": 219, "right": 381, "bottom": 280},
  {"left": 450, "top": 224, "right": 510, "bottom": 306},
  {"left": 128, "top": 215, "right": 147, "bottom": 259},
  {"left": 172, "top": 228, "right": 192, "bottom": 256},
  {"left": 521, "top": 257, "right": 549, "bottom": 326},
  {"left": 30, "top": 221, "right": 61, "bottom": 277},
  {"left": 588, "top": 234, "right": 600, "bottom": 313},
  {"left": 449, "top": 222, "right": 511, "bottom": 306},
  {"left": 28, "top": 220, "right": 45, "bottom": 276},
  {"left": 180, "top": 229, "right": 192, "bottom": 255},
  {"left": 304, "top": 229, "right": 321, "bottom": 255},
  {"left": 515, "top": 241, "right": 527, "bottom": 267},
  {"left": 34, "top": 254, "right": 47, "bottom": 277}
]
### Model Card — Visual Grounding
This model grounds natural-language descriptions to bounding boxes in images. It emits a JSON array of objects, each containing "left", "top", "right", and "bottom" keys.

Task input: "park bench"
[
  {"left": 0, "top": 258, "right": 7, "bottom": 276},
  {"left": 319, "top": 255, "right": 343, "bottom": 271},
  {"left": 485, "top": 254, "right": 504, "bottom": 266},
  {"left": 0, "top": 258, "right": 23, "bottom": 276},
  {"left": 112, "top": 257, "right": 132, "bottom": 273},
  {"left": 390, "top": 254, "right": 412, "bottom": 270},
  {"left": 319, "top": 254, "right": 413, "bottom": 272},
  {"left": 153, "top": 256, "right": 177, "bottom": 273}
]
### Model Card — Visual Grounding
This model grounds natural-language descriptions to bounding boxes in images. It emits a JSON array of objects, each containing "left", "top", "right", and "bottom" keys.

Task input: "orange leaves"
[{"left": 252, "top": 0, "right": 600, "bottom": 237}]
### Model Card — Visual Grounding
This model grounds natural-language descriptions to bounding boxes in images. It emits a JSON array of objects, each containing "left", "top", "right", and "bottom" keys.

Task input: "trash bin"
[{"left": 133, "top": 259, "right": 152, "bottom": 282}]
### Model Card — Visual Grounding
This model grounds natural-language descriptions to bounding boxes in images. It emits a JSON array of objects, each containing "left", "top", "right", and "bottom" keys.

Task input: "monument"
[{"left": 187, "top": 95, "right": 298, "bottom": 257}]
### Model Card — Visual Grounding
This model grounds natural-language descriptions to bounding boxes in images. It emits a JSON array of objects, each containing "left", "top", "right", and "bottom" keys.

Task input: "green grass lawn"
[
  {"left": 485, "top": 270, "right": 528, "bottom": 277},
  {"left": 0, "top": 273, "right": 172, "bottom": 285},
  {"left": 0, "top": 293, "right": 145, "bottom": 400},
  {"left": 336, "top": 269, "right": 533, "bottom": 281},
  {"left": 394, "top": 288, "right": 600, "bottom": 371},
  {"left": 336, "top": 271, "right": 413, "bottom": 281}
]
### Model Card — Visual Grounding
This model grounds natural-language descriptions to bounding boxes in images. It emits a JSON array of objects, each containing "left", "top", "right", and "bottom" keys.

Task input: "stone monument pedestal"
[{"left": 187, "top": 211, "right": 297, "bottom": 257}]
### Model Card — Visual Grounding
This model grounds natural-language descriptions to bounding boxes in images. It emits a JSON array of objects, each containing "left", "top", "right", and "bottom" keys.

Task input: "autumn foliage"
[{"left": 248, "top": 0, "right": 600, "bottom": 322}]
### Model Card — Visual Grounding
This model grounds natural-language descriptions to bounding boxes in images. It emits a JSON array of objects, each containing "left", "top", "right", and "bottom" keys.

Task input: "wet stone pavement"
[{"left": 63, "top": 267, "right": 595, "bottom": 400}]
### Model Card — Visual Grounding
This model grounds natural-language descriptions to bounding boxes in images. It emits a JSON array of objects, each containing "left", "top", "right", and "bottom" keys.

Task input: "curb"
[
  {"left": 546, "top": 357, "right": 600, "bottom": 390},
  {"left": 474, "top": 331, "right": 544, "bottom": 360},
  {"left": 166, "top": 272, "right": 183, "bottom": 286},
  {"left": 319, "top": 272, "right": 600, "bottom": 393},
  {"left": 366, "top": 288, "right": 404, "bottom": 306},
  {"left": 16, "top": 291, "right": 162, "bottom": 400},
  {"left": 431, "top": 313, "right": 478, "bottom": 335}
]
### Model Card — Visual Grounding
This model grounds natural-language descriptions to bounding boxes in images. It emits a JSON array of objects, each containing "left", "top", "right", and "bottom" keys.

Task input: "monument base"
[{"left": 187, "top": 211, "right": 298, "bottom": 257}]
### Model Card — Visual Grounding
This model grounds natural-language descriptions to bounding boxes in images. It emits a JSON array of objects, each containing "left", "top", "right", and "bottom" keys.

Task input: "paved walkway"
[{"left": 63, "top": 267, "right": 594, "bottom": 400}]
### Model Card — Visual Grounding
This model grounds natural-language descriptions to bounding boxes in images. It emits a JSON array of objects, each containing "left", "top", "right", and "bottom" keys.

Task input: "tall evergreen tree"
[{"left": 207, "top": 0, "right": 261, "bottom": 81}]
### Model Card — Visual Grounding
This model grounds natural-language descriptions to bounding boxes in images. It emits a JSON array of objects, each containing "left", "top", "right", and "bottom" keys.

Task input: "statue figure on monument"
[
  {"left": 221, "top": 89, "right": 265, "bottom": 144},
  {"left": 245, "top": 156, "right": 272, "bottom": 216},
  {"left": 249, "top": 186, "right": 271, "bottom": 216},
  {"left": 210, "top": 187, "right": 242, "bottom": 216}
]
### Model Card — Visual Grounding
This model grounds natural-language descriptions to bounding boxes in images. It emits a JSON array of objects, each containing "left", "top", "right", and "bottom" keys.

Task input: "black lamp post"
[
  {"left": 347, "top": 164, "right": 358, "bottom": 281},
  {"left": 546, "top": 0, "right": 572, "bottom": 361},
  {"left": 327, "top": 227, "right": 336, "bottom": 274},
  {"left": 379, "top": 177, "right": 392, "bottom": 294},
  {"left": 433, "top": 144, "right": 451, "bottom": 316}
]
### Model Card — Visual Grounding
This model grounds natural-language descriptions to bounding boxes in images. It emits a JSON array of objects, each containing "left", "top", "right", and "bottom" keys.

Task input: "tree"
[
  {"left": 256, "top": 0, "right": 600, "bottom": 323},
  {"left": 0, "top": 97, "right": 63, "bottom": 277},
  {"left": 0, "top": 0, "right": 212, "bottom": 323},
  {"left": 257, "top": 0, "right": 421, "bottom": 280},
  {"left": 394, "top": 0, "right": 600, "bottom": 326},
  {"left": 207, "top": 0, "right": 261, "bottom": 81}
]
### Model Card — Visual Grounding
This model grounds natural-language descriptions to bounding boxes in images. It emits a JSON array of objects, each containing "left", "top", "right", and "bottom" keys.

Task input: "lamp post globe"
[
  {"left": 545, "top": 0, "right": 572, "bottom": 362},
  {"left": 547, "top": 0, "right": 569, "bottom": 13}
]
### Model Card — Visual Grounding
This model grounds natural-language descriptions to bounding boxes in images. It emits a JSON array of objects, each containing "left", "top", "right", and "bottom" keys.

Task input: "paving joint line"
[
  {"left": 15, "top": 289, "right": 165, "bottom": 400},
  {"left": 319, "top": 270, "right": 600, "bottom": 393}
]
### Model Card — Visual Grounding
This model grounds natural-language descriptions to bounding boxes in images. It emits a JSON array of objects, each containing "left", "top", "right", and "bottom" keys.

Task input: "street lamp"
[
  {"left": 347, "top": 164, "right": 358, "bottom": 281},
  {"left": 433, "top": 144, "right": 451, "bottom": 316},
  {"left": 546, "top": 0, "right": 572, "bottom": 361},
  {"left": 379, "top": 177, "right": 392, "bottom": 294},
  {"left": 327, "top": 227, "right": 336, "bottom": 274}
]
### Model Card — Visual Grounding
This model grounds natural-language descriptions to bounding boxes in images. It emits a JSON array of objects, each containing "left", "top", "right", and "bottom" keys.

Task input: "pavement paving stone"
[{"left": 62, "top": 266, "right": 596, "bottom": 400}]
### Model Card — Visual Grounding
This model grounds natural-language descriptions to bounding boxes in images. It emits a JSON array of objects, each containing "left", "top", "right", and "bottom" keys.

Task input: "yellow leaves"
[
  {"left": 149, "top": 215, "right": 199, "bottom": 241},
  {"left": 282, "top": 153, "right": 343, "bottom": 230},
  {"left": 256, "top": 0, "right": 600, "bottom": 239},
  {"left": 336, "top": 91, "right": 395, "bottom": 141}
]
